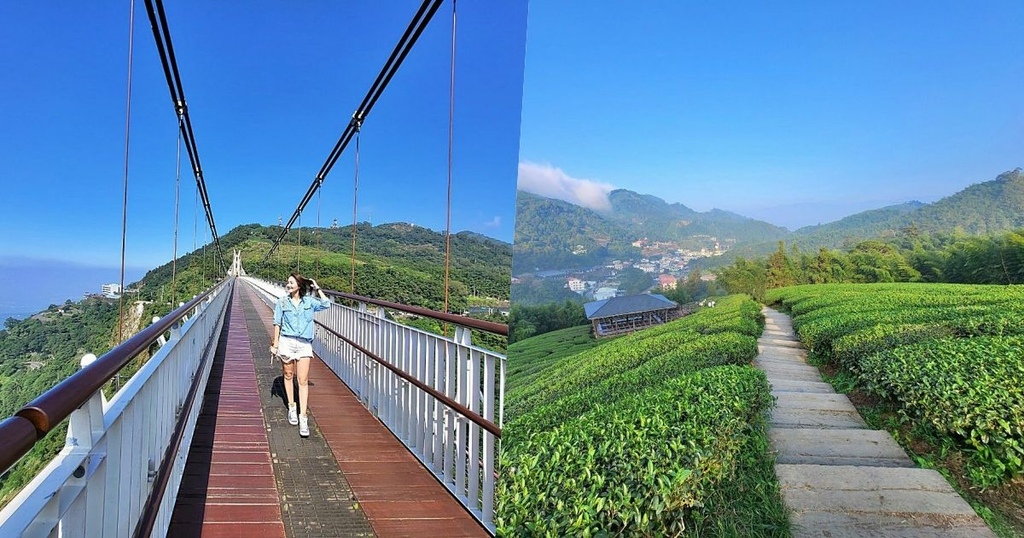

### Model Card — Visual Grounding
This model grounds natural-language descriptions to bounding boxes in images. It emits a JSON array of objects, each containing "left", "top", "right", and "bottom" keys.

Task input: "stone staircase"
[{"left": 757, "top": 307, "right": 995, "bottom": 537}]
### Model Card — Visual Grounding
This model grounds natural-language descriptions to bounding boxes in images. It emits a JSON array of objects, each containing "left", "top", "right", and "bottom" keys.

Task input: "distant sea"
[{"left": 0, "top": 259, "right": 147, "bottom": 323}]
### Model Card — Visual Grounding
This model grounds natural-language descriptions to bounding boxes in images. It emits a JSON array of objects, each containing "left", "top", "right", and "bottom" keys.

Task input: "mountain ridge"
[{"left": 515, "top": 168, "right": 1024, "bottom": 271}]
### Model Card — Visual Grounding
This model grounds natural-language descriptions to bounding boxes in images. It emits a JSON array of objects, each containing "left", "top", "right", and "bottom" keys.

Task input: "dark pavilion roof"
[{"left": 583, "top": 293, "right": 678, "bottom": 320}]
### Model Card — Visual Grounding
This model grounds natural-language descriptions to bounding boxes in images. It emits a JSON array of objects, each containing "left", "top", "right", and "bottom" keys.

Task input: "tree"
[
  {"left": 847, "top": 240, "right": 921, "bottom": 283},
  {"left": 766, "top": 241, "right": 796, "bottom": 289},
  {"left": 618, "top": 267, "right": 655, "bottom": 295},
  {"left": 716, "top": 257, "right": 767, "bottom": 301}
]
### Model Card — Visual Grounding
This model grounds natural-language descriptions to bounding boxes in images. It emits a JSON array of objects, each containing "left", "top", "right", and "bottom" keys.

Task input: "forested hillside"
[
  {"left": 716, "top": 229, "right": 1024, "bottom": 301},
  {"left": 0, "top": 299, "right": 119, "bottom": 505},
  {"left": 513, "top": 189, "right": 786, "bottom": 272},
  {"left": 135, "top": 222, "right": 511, "bottom": 315},
  {"left": 518, "top": 169, "right": 1024, "bottom": 272},
  {"left": 0, "top": 221, "right": 511, "bottom": 506},
  {"left": 512, "top": 191, "right": 638, "bottom": 272}
]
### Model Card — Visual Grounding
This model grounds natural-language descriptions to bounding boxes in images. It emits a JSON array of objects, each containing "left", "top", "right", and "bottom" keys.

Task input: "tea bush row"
[
  {"left": 862, "top": 336, "right": 1024, "bottom": 485},
  {"left": 507, "top": 295, "right": 763, "bottom": 421},
  {"left": 767, "top": 283, "right": 1024, "bottom": 486},
  {"left": 497, "top": 366, "right": 771, "bottom": 537}
]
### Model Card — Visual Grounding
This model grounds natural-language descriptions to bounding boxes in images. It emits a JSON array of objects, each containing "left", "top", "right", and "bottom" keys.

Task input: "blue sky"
[
  {"left": 517, "top": 2, "right": 1024, "bottom": 230},
  {"left": 1, "top": 2, "right": 526, "bottom": 269}
]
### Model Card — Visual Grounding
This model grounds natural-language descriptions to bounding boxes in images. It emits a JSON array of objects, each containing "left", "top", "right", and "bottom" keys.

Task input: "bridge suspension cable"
[
  {"left": 443, "top": 0, "right": 457, "bottom": 318},
  {"left": 143, "top": 0, "right": 225, "bottom": 274},
  {"left": 315, "top": 186, "right": 322, "bottom": 279},
  {"left": 350, "top": 130, "right": 360, "bottom": 293},
  {"left": 171, "top": 114, "right": 183, "bottom": 307},
  {"left": 261, "top": 0, "right": 446, "bottom": 265},
  {"left": 116, "top": 0, "right": 137, "bottom": 346}
]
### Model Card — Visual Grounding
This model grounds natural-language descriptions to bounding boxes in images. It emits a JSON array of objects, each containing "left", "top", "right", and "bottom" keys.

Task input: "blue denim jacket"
[{"left": 273, "top": 295, "right": 331, "bottom": 340}]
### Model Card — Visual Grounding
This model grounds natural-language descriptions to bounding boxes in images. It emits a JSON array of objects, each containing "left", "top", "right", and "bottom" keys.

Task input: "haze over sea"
[{"left": 0, "top": 258, "right": 146, "bottom": 322}]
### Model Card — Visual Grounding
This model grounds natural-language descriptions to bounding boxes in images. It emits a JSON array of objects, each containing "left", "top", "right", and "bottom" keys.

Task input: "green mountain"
[
  {"left": 513, "top": 189, "right": 787, "bottom": 272},
  {"left": 517, "top": 169, "right": 1024, "bottom": 272},
  {"left": 135, "top": 222, "right": 512, "bottom": 313},
  {"left": 720, "top": 201, "right": 928, "bottom": 261},
  {"left": 605, "top": 189, "right": 788, "bottom": 242},
  {"left": 731, "top": 168, "right": 1024, "bottom": 261},
  {"left": 512, "top": 191, "right": 637, "bottom": 272}
]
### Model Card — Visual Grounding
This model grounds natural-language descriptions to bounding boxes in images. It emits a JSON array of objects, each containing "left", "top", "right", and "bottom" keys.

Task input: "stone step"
[
  {"left": 771, "top": 407, "right": 868, "bottom": 429},
  {"left": 761, "top": 359, "right": 818, "bottom": 373},
  {"left": 772, "top": 392, "right": 852, "bottom": 408},
  {"left": 761, "top": 337, "right": 805, "bottom": 348},
  {"left": 769, "top": 380, "right": 836, "bottom": 394},
  {"left": 789, "top": 511, "right": 995, "bottom": 537},
  {"left": 773, "top": 393, "right": 858, "bottom": 412},
  {"left": 766, "top": 368, "right": 825, "bottom": 383},
  {"left": 758, "top": 352, "right": 810, "bottom": 363},
  {"left": 759, "top": 339, "right": 805, "bottom": 347},
  {"left": 760, "top": 307, "right": 994, "bottom": 537},
  {"left": 754, "top": 356, "right": 813, "bottom": 369},
  {"left": 777, "top": 465, "right": 994, "bottom": 537},
  {"left": 757, "top": 344, "right": 802, "bottom": 356},
  {"left": 760, "top": 368, "right": 823, "bottom": 382},
  {"left": 770, "top": 428, "right": 914, "bottom": 467}
]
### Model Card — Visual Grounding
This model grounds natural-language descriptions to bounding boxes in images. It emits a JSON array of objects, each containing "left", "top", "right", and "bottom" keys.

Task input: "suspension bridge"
[{"left": 0, "top": 0, "right": 509, "bottom": 536}]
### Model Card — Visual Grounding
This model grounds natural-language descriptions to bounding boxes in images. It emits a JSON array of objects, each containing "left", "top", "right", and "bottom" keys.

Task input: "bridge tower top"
[{"left": 229, "top": 250, "right": 246, "bottom": 277}]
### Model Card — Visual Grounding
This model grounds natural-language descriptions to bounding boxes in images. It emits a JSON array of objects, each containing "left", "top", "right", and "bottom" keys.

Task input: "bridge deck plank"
[
  {"left": 241, "top": 281, "right": 488, "bottom": 537},
  {"left": 169, "top": 286, "right": 287, "bottom": 537}
]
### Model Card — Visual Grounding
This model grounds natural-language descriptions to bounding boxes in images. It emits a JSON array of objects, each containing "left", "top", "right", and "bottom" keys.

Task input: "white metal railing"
[
  {"left": 0, "top": 278, "right": 232, "bottom": 537},
  {"left": 242, "top": 276, "right": 504, "bottom": 533}
]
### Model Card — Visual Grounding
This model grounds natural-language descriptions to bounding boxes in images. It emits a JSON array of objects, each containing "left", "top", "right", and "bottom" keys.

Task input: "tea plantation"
[
  {"left": 767, "top": 283, "right": 1024, "bottom": 489},
  {"left": 498, "top": 295, "right": 789, "bottom": 536}
]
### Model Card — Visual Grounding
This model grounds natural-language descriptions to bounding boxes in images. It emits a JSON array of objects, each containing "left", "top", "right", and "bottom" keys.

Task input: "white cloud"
[
  {"left": 517, "top": 161, "right": 615, "bottom": 211},
  {"left": 484, "top": 216, "right": 501, "bottom": 228}
]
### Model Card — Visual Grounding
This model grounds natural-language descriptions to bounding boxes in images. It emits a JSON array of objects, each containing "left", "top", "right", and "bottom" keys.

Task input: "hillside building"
[
  {"left": 584, "top": 293, "right": 680, "bottom": 338},
  {"left": 593, "top": 286, "right": 619, "bottom": 301},
  {"left": 101, "top": 283, "right": 121, "bottom": 299}
]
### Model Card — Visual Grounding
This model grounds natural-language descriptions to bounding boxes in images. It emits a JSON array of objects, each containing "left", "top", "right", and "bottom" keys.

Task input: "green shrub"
[
  {"left": 861, "top": 336, "right": 1024, "bottom": 486},
  {"left": 497, "top": 366, "right": 771, "bottom": 537}
]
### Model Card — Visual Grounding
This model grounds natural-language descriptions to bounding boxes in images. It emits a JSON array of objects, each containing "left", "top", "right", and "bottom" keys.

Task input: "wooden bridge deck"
[{"left": 169, "top": 283, "right": 488, "bottom": 537}]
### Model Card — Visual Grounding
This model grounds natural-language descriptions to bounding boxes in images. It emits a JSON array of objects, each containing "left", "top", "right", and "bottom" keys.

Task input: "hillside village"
[{"left": 515, "top": 235, "right": 724, "bottom": 302}]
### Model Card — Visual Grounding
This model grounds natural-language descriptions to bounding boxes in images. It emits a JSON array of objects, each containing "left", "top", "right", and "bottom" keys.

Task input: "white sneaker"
[
  {"left": 288, "top": 404, "right": 298, "bottom": 426},
  {"left": 299, "top": 414, "right": 310, "bottom": 438}
]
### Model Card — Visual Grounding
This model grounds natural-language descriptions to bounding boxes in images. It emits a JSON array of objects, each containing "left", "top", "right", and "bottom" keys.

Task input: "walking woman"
[{"left": 270, "top": 272, "right": 331, "bottom": 437}]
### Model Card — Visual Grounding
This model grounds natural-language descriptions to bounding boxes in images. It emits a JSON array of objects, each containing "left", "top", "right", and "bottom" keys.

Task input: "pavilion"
[{"left": 583, "top": 293, "right": 680, "bottom": 338}]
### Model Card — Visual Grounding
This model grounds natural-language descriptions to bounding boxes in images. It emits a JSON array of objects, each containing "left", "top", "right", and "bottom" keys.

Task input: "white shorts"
[{"left": 278, "top": 335, "right": 313, "bottom": 362}]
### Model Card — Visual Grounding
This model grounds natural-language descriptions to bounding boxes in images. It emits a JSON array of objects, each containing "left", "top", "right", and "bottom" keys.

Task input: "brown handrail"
[
  {"left": 0, "top": 417, "right": 40, "bottom": 474},
  {"left": 317, "top": 321, "right": 501, "bottom": 438},
  {"left": 325, "top": 290, "right": 509, "bottom": 336},
  {"left": 0, "top": 279, "right": 223, "bottom": 475},
  {"left": 133, "top": 280, "right": 232, "bottom": 538}
]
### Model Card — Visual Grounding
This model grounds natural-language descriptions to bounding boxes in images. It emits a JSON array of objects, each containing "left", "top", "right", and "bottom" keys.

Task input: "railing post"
[
  {"left": 454, "top": 326, "right": 472, "bottom": 346},
  {"left": 153, "top": 317, "right": 167, "bottom": 347},
  {"left": 67, "top": 354, "right": 106, "bottom": 447},
  {"left": 169, "top": 318, "right": 183, "bottom": 343}
]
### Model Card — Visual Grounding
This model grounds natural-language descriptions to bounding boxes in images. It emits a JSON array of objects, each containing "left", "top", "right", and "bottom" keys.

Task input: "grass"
[
  {"left": 693, "top": 415, "right": 790, "bottom": 537},
  {"left": 506, "top": 324, "right": 603, "bottom": 389}
]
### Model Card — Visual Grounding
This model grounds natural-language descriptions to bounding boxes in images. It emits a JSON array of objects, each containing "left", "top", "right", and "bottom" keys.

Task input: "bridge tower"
[{"left": 229, "top": 249, "right": 246, "bottom": 277}]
